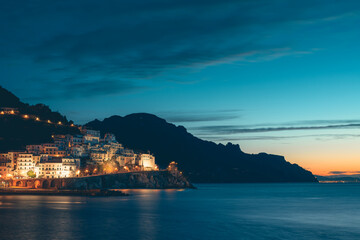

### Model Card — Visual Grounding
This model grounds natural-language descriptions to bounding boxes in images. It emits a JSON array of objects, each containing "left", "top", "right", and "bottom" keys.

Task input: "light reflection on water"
[{"left": 1, "top": 184, "right": 360, "bottom": 240}]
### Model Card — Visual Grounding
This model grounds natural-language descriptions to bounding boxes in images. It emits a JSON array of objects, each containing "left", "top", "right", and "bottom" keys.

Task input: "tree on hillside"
[{"left": 27, "top": 170, "right": 36, "bottom": 178}]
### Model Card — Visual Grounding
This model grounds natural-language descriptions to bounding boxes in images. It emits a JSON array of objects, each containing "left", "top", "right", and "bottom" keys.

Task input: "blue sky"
[{"left": 1, "top": 0, "right": 360, "bottom": 174}]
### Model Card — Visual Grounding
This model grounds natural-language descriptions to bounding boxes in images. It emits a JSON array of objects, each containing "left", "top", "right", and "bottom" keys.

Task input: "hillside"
[
  {"left": 0, "top": 86, "right": 69, "bottom": 124},
  {"left": 0, "top": 115, "right": 80, "bottom": 152},
  {"left": 1, "top": 86, "right": 317, "bottom": 183},
  {"left": 86, "top": 114, "right": 317, "bottom": 183},
  {"left": 0, "top": 86, "right": 80, "bottom": 152}
]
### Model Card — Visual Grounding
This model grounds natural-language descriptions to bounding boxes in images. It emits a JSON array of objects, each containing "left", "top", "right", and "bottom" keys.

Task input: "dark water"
[{"left": 1, "top": 183, "right": 360, "bottom": 240}]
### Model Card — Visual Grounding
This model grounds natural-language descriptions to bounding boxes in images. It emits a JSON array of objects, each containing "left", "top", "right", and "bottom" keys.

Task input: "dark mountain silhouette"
[
  {"left": 1, "top": 86, "right": 317, "bottom": 183},
  {"left": 0, "top": 86, "right": 80, "bottom": 152},
  {"left": 0, "top": 86, "right": 69, "bottom": 124},
  {"left": 86, "top": 114, "right": 317, "bottom": 183}
]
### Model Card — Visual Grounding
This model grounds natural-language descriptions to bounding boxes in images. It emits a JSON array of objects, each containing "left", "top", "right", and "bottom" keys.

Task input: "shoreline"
[{"left": 0, "top": 188, "right": 129, "bottom": 197}]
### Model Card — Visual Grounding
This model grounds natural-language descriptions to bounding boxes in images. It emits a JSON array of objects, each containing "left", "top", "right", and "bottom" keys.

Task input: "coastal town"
[{"left": 0, "top": 108, "right": 158, "bottom": 180}]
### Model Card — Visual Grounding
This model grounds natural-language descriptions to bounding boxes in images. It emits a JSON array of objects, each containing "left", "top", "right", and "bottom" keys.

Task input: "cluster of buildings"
[{"left": 0, "top": 128, "right": 157, "bottom": 179}]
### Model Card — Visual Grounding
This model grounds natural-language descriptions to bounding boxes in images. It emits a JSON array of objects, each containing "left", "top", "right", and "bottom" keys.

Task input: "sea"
[{"left": 0, "top": 183, "right": 360, "bottom": 240}]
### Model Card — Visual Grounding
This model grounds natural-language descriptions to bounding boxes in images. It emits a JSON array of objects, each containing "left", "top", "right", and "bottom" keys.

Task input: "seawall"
[{"left": 10, "top": 170, "right": 195, "bottom": 190}]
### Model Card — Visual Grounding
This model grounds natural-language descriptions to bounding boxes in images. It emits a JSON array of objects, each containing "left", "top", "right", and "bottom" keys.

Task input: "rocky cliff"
[
  {"left": 86, "top": 114, "right": 317, "bottom": 183},
  {"left": 58, "top": 171, "right": 194, "bottom": 190},
  {"left": 1, "top": 86, "right": 317, "bottom": 183}
]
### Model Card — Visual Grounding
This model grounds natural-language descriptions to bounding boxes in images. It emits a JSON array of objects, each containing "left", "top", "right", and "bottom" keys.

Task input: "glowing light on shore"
[
  {"left": 35, "top": 117, "right": 40, "bottom": 121},
  {"left": 47, "top": 120, "right": 51, "bottom": 123},
  {"left": 23, "top": 114, "right": 29, "bottom": 119},
  {"left": 58, "top": 121, "right": 62, "bottom": 125}
]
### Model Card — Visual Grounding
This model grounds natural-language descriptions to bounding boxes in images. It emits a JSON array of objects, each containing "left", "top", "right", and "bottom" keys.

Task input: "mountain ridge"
[
  {"left": 0, "top": 86, "right": 317, "bottom": 183},
  {"left": 0, "top": 86, "right": 80, "bottom": 152},
  {"left": 86, "top": 114, "right": 317, "bottom": 183},
  {"left": 0, "top": 86, "right": 69, "bottom": 124}
]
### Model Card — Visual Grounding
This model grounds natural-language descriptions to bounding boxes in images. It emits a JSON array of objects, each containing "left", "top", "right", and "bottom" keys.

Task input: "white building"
[
  {"left": 35, "top": 158, "right": 80, "bottom": 178},
  {"left": 71, "top": 135, "right": 84, "bottom": 145},
  {"left": 16, "top": 153, "right": 35, "bottom": 177},
  {"left": 82, "top": 129, "right": 101, "bottom": 144},
  {"left": 90, "top": 150, "right": 109, "bottom": 162},
  {"left": 6, "top": 151, "right": 23, "bottom": 169},
  {"left": 0, "top": 160, "right": 12, "bottom": 178},
  {"left": 104, "top": 133, "right": 116, "bottom": 143},
  {"left": 116, "top": 154, "right": 136, "bottom": 167},
  {"left": 138, "top": 154, "right": 156, "bottom": 170},
  {"left": 71, "top": 145, "right": 88, "bottom": 157},
  {"left": 84, "top": 135, "right": 100, "bottom": 144},
  {"left": 115, "top": 148, "right": 136, "bottom": 166},
  {"left": 84, "top": 129, "right": 101, "bottom": 138},
  {"left": 26, "top": 145, "right": 42, "bottom": 154}
]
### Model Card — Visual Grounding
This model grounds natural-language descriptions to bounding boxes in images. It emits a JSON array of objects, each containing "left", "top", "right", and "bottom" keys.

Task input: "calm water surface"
[{"left": 1, "top": 183, "right": 360, "bottom": 240}]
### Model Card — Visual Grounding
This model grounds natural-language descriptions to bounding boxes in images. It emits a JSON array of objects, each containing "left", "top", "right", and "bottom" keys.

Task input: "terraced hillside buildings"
[{"left": 0, "top": 128, "right": 157, "bottom": 179}]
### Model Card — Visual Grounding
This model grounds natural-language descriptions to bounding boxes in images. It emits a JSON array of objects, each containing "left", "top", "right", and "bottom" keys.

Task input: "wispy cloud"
[
  {"left": 192, "top": 119, "right": 360, "bottom": 135},
  {"left": 196, "top": 133, "right": 360, "bottom": 142},
  {"left": 158, "top": 109, "right": 241, "bottom": 123},
  {"left": 24, "top": 79, "right": 146, "bottom": 101},
  {"left": 1, "top": 0, "right": 360, "bottom": 99},
  {"left": 327, "top": 171, "right": 360, "bottom": 176},
  {"left": 329, "top": 171, "right": 360, "bottom": 175}
]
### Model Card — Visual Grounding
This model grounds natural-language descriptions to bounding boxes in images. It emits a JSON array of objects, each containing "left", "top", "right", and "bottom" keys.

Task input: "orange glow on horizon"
[
  {"left": 241, "top": 132, "right": 360, "bottom": 177},
  {"left": 289, "top": 151, "right": 360, "bottom": 176}
]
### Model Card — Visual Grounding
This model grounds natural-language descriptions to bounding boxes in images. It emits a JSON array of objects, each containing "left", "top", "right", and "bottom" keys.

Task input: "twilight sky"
[{"left": 1, "top": 0, "right": 360, "bottom": 175}]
